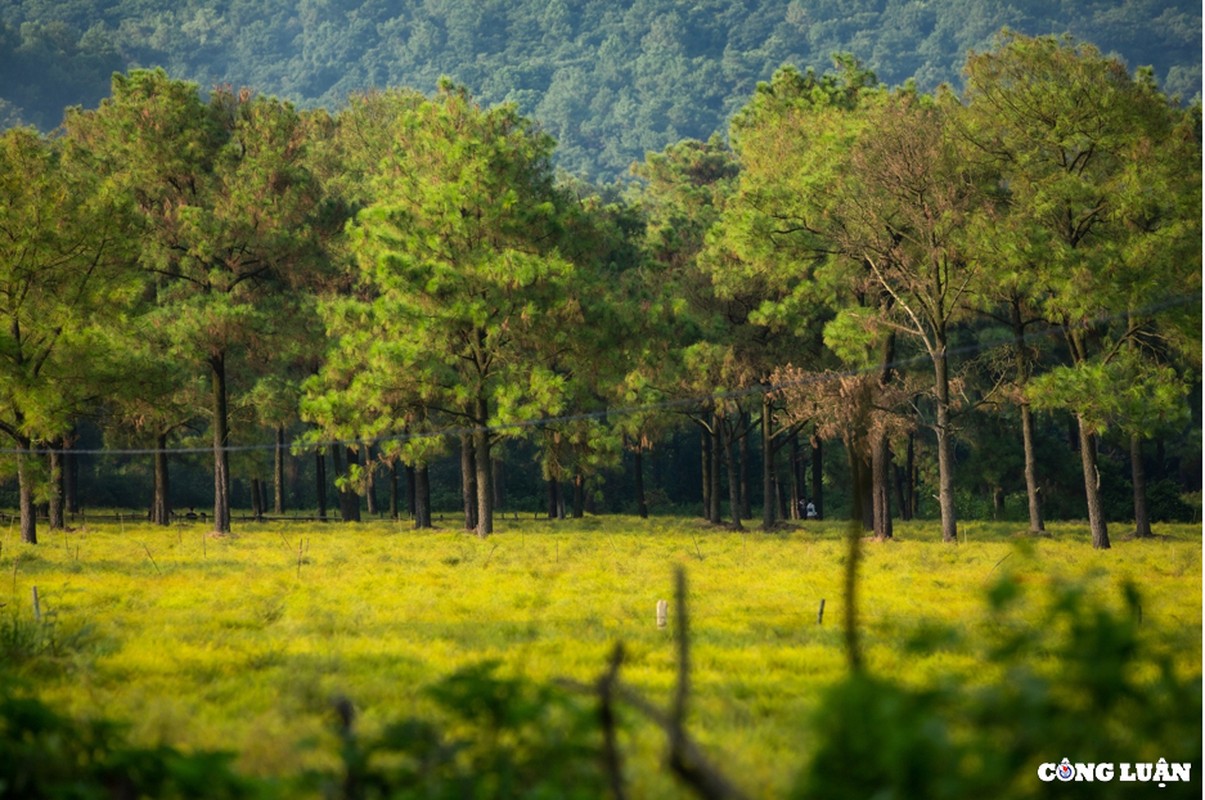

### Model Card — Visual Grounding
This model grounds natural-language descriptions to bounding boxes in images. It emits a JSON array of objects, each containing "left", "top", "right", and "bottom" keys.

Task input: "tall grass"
[{"left": 2, "top": 516, "right": 1199, "bottom": 797}]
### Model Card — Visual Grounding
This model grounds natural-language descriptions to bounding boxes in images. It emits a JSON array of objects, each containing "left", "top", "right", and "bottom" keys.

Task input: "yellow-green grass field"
[{"left": 3, "top": 515, "right": 1200, "bottom": 797}]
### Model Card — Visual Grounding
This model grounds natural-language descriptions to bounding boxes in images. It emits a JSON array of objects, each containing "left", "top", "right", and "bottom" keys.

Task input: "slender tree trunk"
[
  {"left": 547, "top": 478, "right": 559, "bottom": 519},
  {"left": 871, "top": 432, "right": 893, "bottom": 539},
  {"left": 415, "top": 464, "right": 431, "bottom": 529},
  {"left": 873, "top": 332, "right": 895, "bottom": 539},
  {"left": 1077, "top": 415, "right": 1110, "bottom": 549},
  {"left": 388, "top": 462, "right": 399, "bottom": 521},
  {"left": 789, "top": 433, "right": 802, "bottom": 519},
  {"left": 1019, "top": 403, "right": 1045, "bottom": 532},
  {"left": 709, "top": 416, "right": 722, "bottom": 525},
  {"left": 721, "top": 415, "right": 742, "bottom": 530},
  {"left": 473, "top": 396, "right": 493, "bottom": 537},
  {"left": 251, "top": 477, "right": 264, "bottom": 521},
  {"left": 332, "top": 445, "right": 345, "bottom": 519},
  {"left": 406, "top": 464, "right": 415, "bottom": 518},
  {"left": 48, "top": 441, "right": 65, "bottom": 531},
  {"left": 315, "top": 450, "right": 328, "bottom": 520},
  {"left": 1130, "top": 433, "right": 1152, "bottom": 538},
  {"left": 1007, "top": 304, "right": 1045, "bottom": 533},
  {"left": 343, "top": 446, "right": 361, "bottom": 522},
  {"left": 634, "top": 440, "right": 649, "bottom": 518},
  {"left": 17, "top": 437, "right": 36, "bottom": 544},
  {"left": 461, "top": 434, "right": 477, "bottom": 531},
  {"left": 364, "top": 445, "right": 377, "bottom": 516},
  {"left": 210, "top": 352, "right": 232, "bottom": 535},
  {"left": 700, "top": 425, "right": 711, "bottom": 520},
  {"left": 858, "top": 453, "right": 874, "bottom": 532},
  {"left": 762, "top": 393, "right": 775, "bottom": 530},
  {"left": 572, "top": 474, "right": 585, "bottom": 518},
  {"left": 738, "top": 412, "right": 751, "bottom": 520},
  {"left": 903, "top": 432, "right": 915, "bottom": 520},
  {"left": 810, "top": 432, "right": 823, "bottom": 520},
  {"left": 151, "top": 432, "right": 170, "bottom": 526},
  {"left": 274, "top": 425, "right": 285, "bottom": 515},
  {"left": 934, "top": 345, "right": 958, "bottom": 543}
]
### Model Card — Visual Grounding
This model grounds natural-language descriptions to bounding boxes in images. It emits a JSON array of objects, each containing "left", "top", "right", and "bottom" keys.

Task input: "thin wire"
[{"left": 2, "top": 291, "right": 1196, "bottom": 457}]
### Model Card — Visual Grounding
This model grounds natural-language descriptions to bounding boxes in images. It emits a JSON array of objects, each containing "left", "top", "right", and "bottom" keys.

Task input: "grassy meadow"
[{"left": 2, "top": 513, "right": 1201, "bottom": 797}]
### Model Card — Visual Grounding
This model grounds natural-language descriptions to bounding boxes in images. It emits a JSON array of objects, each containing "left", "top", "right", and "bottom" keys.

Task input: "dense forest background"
[
  {"left": 0, "top": 0, "right": 1200, "bottom": 180},
  {"left": 0, "top": 5, "right": 1198, "bottom": 542}
]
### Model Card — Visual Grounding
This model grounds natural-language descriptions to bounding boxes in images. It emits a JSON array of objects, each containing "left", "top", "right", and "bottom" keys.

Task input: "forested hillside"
[{"left": 1, "top": 0, "right": 1200, "bottom": 179}]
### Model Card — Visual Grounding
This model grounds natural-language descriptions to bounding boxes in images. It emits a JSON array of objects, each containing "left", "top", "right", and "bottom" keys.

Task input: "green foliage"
[
  {"left": 1029, "top": 349, "right": 1191, "bottom": 436},
  {"left": 321, "top": 661, "right": 605, "bottom": 799},
  {"left": 0, "top": 607, "right": 99, "bottom": 677},
  {"left": 793, "top": 577, "right": 1201, "bottom": 799},
  {"left": 0, "top": 676, "right": 260, "bottom": 799}
]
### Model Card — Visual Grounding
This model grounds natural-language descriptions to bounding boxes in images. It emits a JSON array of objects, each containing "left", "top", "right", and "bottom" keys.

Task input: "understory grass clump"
[{"left": 0, "top": 516, "right": 1198, "bottom": 798}]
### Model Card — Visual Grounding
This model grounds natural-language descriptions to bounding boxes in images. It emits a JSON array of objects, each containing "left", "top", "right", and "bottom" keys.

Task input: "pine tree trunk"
[
  {"left": 810, "top": 432, "right": 824, "bottom": 520},
  {"left": 634, "top": 441, "right": 649, "bottom": 518},
  {"left": 461, "top": 434, "right": 477, "bottom": 531},
  {"left": 473, "top": 397, "right": 493, "bottom": 537},
  {"left": 210, "top": 353, "right": 232, "bottom": 535},
  {"left": 364, "top": 445, "right": 377, "bottom": 516},
  {"left": 709, "top": 416, "right": 722, "bottom": 524},
  {"left": 858, "top": 453, "right": 874, "bottom": 532},
  {"left": 151, "top": 432, "right": 170, "bottom": 526},
  {"left": 762, "top": 393, "right": 775, "bottom": 530},
  {"left": 739, "top": 412, "right": 751, "bottom": 519},
  {"left": 1077, "top": 415, "right": 1110, "bottom": 549},
  {"left": 405, "top": 464, "right": 415, "bottom": 518},
  {"left": 332, "top": 446, "right": 345, "bottom": 519},
  {"left": 315, "top": 449, "right": 328, "bottom": 521},
  {"left": 934, "top": 346, "right": 958, "bottom": 543},
  {"left": 343, "top": 446, "right": 361, "bottom": 522},
  {"left": 415, "top": 464, "right": 431, "bottom": 529},
  {"left": 17, "top": 437, "right": 36, "bottom": 544},
  {"left": 790, "top": 433, "right": 802, "bottom": 519},
  {"left": 572, "top": 474, "right": 585, "bottom": 518},
  {"left": 721, "top": 416, "right": 742, "bottom": 530},
  {"left": 1130, "top": 433, "right": 1152, "bottom": 538},
  {"left": 871, "top": 432, "right": 892, "bottom": 539},
  {"left": 700, "top": 425, "right": 710, "bottom": 520},
  {"left": 274, "top": 426, "right": 285, "bottom": 515},
  {"left": 1012, "top": 302, "right": 1045, "bottom": 534},
  {"left": 251, "top": 477, "right": 264, "bottom": 521},
  {"left": 388, "top": 461, "right": 399, "bottom": 520}
]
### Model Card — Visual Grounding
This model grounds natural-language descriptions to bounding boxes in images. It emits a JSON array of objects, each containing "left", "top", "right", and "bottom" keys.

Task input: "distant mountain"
[{"left": 2, "top": 0, "right": 1199, "bottom": 180}]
